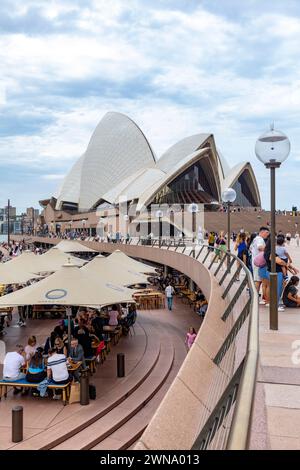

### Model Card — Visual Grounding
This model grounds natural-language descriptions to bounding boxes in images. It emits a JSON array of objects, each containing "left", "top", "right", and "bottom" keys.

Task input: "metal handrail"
[
  {"left": 226, "top": 258, "right": 259, "bottom": 450},
  {"left": 200, "top": 246, "right": 259, "bottom": 450}
]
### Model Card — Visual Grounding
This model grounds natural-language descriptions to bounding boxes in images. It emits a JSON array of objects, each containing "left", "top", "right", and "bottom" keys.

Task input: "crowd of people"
[
  {"left": 206, "top": 227, "right": 300, "bottom": 311},
  {"left": 2, "top": 303, "right": 138, "bottom": 397}
]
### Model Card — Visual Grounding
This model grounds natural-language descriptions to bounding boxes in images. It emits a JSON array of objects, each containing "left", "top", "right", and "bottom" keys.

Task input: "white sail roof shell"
[
  {"left": 56, "top": 112, "right": 156, "bottom": 211},
  {"left": 55, "top": 112, "right": 260, "bottom": 212}
]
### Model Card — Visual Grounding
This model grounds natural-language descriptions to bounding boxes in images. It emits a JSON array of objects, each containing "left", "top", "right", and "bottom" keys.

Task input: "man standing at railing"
[{"left": 165, "top": 283, "right": 175, "bottom": 311}]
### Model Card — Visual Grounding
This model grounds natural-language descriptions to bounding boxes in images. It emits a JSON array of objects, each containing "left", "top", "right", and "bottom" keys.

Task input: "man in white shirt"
[
  {"left": 3, "top": 344, "right": 26, "bottom": 394},
  {"left": 165, "top": 284, "right": 175, "bottom": 311},
  {"left": 47, "top": 348, "right": 69, "bottom": 384},
  {"left": 250, "top": 227, "right": 270, "bottom": 292}
]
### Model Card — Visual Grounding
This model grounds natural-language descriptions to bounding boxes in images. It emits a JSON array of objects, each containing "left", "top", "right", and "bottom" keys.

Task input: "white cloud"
[
  {"left": 42, "top": 174, "right": 65, "bottom": 180},
  {"left": 0, "top": 0, "right": 300, "bottom": 210}
]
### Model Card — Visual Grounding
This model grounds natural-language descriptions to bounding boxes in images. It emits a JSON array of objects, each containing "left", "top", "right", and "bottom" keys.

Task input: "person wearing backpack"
[{"left": 250, "top": 226, "right": 270, "bottom": 294}]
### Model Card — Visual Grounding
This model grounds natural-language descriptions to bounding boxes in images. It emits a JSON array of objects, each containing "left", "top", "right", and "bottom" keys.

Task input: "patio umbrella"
[
  {"left": 55, "top": 240, "right": 98, "bottom": 253},
  {"left": 108, "top": 250, "right": 158, "bottom": 275},
  {"left": 0, "top": 251, "right": 42, "bottom": 284},
  {"left": 82, "top": 254, "right": 149, "bottom": 286}
]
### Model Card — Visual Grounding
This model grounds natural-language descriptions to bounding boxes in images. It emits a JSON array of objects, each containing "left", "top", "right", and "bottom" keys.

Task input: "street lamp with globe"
[
  {"left": 221, "top": 187, "right": 237, "bottom": 271},
  {"left": 255, "top": 124, "right": 291, "bottom": 330},
  {"left": 188, "top": 203, "right": 199, "bottom": 257},
  {"left": 155, "top": 210, "right": 163, "bottom": 247},
  {"left": 123, "top": 214, "right": 130, "bottom": 243},
  {"left": 82, "top": 219, "right": 87, "bottom": 236}
]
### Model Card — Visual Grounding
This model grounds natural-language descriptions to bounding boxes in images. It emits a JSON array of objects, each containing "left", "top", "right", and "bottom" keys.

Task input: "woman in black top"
[{"left": 283, "top": 276, "right": 300, "bottom": 308}]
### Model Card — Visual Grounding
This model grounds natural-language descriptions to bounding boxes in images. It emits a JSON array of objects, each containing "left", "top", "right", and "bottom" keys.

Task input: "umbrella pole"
[{"left": 66, "top": 306, "right": 71, "bottom": 355}]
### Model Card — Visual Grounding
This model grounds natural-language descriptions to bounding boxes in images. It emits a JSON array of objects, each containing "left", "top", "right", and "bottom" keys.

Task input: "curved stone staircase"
[{"left": 9, "top": 314, "right": 188, "bottom": 450}]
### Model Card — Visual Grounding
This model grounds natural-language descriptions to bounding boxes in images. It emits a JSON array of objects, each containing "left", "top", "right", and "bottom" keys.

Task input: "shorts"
[
  {"left": 252, "top": 265, "right": 261, "bottom": 282},
  {"left": 258, "top": 266, "right": 268, "bottom": 280}
]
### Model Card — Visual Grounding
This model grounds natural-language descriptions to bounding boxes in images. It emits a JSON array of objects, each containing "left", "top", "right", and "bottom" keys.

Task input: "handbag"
[{"left": 253, "top": 252, "right": 266, "bottom": 268}]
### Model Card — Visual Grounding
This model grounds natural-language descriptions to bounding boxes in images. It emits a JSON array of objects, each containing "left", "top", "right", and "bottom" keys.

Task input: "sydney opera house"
[{"left": 39, "top": 112, "right": 261, "bottom": 235}]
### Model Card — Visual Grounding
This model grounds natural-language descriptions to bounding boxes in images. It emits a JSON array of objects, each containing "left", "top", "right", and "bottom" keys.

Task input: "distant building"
[{"left": 4, "top": 206, "right": 16, "bottom": 218}]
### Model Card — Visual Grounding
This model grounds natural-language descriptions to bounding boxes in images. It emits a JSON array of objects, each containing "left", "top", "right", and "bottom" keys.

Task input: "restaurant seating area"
[{"left": 0, "top": 296, "right": 202, "bottom": 451}]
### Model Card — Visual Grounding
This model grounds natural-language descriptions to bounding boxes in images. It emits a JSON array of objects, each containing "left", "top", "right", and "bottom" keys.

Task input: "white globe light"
[
  {"left": 255, "top": 127, "right": 290, "bottom": 165},
  {"left": 123, "top": 214, "right": 129, "bottom": 221},
  {"left": 222, "top": 188, "right": 236, "bottom": 203},
  {"left": 155, "top": 210, "right": 163, "bottom": 218},
  {"left": 188, "top": 203, "right": 199, "bottom": 213}
]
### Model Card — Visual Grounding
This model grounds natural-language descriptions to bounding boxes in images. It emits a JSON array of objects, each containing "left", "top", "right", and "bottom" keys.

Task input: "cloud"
[
  {"left": 42, "top": 174, "right": 65, "bottom": 180},
  {"left": 0, "top": 0, "right": 299, "bottom": 210}
]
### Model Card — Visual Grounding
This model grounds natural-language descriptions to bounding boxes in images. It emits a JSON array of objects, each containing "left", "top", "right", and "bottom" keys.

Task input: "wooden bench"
[{"left": 0, "top": 379, "right": 71, "bottom": 405}]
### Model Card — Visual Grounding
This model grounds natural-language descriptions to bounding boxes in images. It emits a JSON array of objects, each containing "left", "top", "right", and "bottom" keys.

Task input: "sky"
[{"left": 0, "top": 0, "right": 300, "bottom": 212}]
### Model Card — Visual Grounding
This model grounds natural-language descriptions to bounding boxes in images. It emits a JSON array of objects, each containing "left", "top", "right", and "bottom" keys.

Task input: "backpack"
[
  {"left": 253, "top": 252, "right": 266, "bottom": 268},
  {"left": 89, "top": 384, "right": 96, "bottom": 400}
]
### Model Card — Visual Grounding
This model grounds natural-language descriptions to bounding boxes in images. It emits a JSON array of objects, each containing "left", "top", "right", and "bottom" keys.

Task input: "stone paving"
[{"left": 250, "top": 241, "right": 300, "bottom": 449}]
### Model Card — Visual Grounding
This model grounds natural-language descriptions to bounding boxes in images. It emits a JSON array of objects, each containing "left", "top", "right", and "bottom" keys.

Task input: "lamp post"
[
  {"left": 82, "top": 219, "right": 87, "bottom": 236},
  {"left": 7, "top": 199, "right": 10, "bottom": 244},
  {"left": 123, "top": 214, "right": 129, "bottom": 243},
  {"left": 69, "top": 220, "right": 73, "bottom": 238},
  {"left": 155, "top": 210, "right": 163, "bottom": 247},
  {"left": 255, "top": 124, "right": 291, "bottom": 331},
  {"left": 188, "top": 203, "right": 198, "bottom": 258},
  {"left": 221, "top": 188, "right": 237, "bottom": 271}
]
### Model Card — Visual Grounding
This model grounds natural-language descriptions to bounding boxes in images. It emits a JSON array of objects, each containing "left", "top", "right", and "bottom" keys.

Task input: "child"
[
  {"left": 185, "top": 327, "right": 197, "bottom": 351},
  {"left": 276, "top": 235, "right": 299, "bottom": 280}
]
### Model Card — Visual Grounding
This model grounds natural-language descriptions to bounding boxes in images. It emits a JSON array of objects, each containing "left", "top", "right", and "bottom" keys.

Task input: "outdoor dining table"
[
  {"left": 67, "top": 360, "right": 82, "bottom": 372},
  {"left": 132, "top": 292, "right": 165, "bottom": 309}
]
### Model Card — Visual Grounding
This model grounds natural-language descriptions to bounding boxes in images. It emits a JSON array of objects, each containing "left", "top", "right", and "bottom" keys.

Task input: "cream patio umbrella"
[
  {"left": 55, "top": 240, "right": 98, "bottom": 253},
  {"left": 82, "top": 254, "right": 149, "bottom": 286},
  {"left": 29, "top": 247, "right": 85, "bottom": 274},
  {"left": 108, "top": 250, "right": 158, "bottom": 275},
  {"left": 0, "top": 262, "right": 135, "bottom": 348},
  {"left": 0, "top": 251, "right": 42, "bottom": 284},
  {"left": 0, "top": 262, "right": 135, "bottom": 307}
]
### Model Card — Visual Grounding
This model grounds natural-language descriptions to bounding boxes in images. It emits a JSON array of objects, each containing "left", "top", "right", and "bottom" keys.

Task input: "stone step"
[
  {"left": 9, "top": 325, "right": 161, "bottom": 450},
  {"left": 52, "top": 336, "right": 174, "bottom": 450},
  {"left": 91, "top": 367, "right": 179, "bottom": 450}
]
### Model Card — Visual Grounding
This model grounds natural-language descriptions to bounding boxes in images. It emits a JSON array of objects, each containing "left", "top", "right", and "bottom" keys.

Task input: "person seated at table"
[
  {"left": 90, "top": 310, "right": 105, "bottom": 339},
  {"left": 74, "top": 324, "right": 93, "bottom": 357},
  {"left": 120, "top": 305, "right": 137, "bottom": 335},
  {"left": 54, "top": 337, "right": 67, "bottom": 356},
  {"left": 54, "top": 319, "right": 67, "bottom": 338},
  {"left": 196, "top": 295, "right": 208, "bottom": 317},
  {"left": 108, "top": 305, "right": 121, "bottom": 326},
  {"left": 76, "top": 307, "right": 88, "bottom": 323},
  {"left": 47, "top": 348, "right": 71, "bottom": 399},
  {"left": 195, "top": 289, "right": 204, "bottom": 302},
  {"left": 44, "top": 330, "right": 59, "bottom": 355},
  {"left": 25, "top": 335, "right": 38, "bottom": 362},
  {"left": 3, "top": 344, "right": 26, "bottom": 394},
  {"left": 26, "top": 347, "right": 47, "bottom": 383},
  {"left": 68, "top": 337, "right": 85, "bottom": 381}
]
